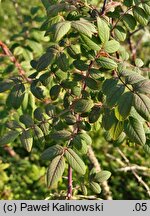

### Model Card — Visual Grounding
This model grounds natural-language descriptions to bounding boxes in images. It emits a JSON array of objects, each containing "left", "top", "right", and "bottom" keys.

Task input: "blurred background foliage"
[{"left": 0, "top": 0, "right": 150, "bottom": 200}]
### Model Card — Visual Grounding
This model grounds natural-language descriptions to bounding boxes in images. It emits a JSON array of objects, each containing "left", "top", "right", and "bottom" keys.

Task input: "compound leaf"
[
  {"left": 41, "top": 145, "right": 64, "bottom": 160},
  {"left": 94, "top": 171, "right": 111, "bottom": 183},
  {"left": 133, "top": 93, "right": 150, "bottom": 122},
  {"left": 103, "top": 40, "right": 120, "bottom": 53},
  {"left": 124, "top": 116, "right": 146, "bottom": 145},
  {"left": 47, "top": 155, "right": 65, "bottom": 188},
  {"left": 65, "top": 148, "right": 86, "bottom": 175},
  {"left": 115, "top": 92, "right": 133, "bottom": 121},
  {"left": 0, "top": 130, "right": 20, "bottom": 145},
  {"left": 97, "top": 17, "right": 110, "bottom": 43},
  {"left": 53, "top": 21, "right": 71, "bottom": 42},
  {"left": 20, "top": 129, "right": 33, "bottom": 152}
]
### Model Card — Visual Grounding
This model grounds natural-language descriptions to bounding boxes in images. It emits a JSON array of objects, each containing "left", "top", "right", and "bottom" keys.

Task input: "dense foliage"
[{"left": 0, "top": 0, "right": 150, "bottom": 200}]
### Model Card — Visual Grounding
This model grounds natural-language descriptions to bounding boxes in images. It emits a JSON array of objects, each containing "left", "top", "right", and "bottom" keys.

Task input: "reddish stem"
[
  {"left": 0, "top": 41, "right": 32, "bottom": 83},
  {"left": 101, "top": 0, "right": 107, "bottom": 15},
  {"left": 82, "top": 60, "right": 94, "bottom": 90},
  {"left": 67, "top": 165, "right": 72, "bottom": 199}
]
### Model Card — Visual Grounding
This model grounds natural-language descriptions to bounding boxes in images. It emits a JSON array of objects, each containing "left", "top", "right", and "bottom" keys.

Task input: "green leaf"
[
  {"left": 13, "top": 46, "right": 23, "bottom": 56},
  {"left": 94, "top": 171, "right": 111, "bottom": 183},
  {"left": 71, "top": 18, "right": 97, "bottom": 38},
  {"left": 20, "top": 114, "right": 34, "bottom": 127},
  {"left": 114, "top": 26, "right": 126, "bottom": 41},
  {"left": 6, "top": 120, "right": 22, "bottom": 130},
  {"left": 57, "top": 53, "right": 69, "bottom": 72},
  {"left": 73, "top": 60, "right": 88, "bottom": 71},
  {"left": 80, "top": 34, "right": 101, "bottom": 51},
  {"left": 119, "top": 47, "right": 129, "bottom": 61},
  {"left": 80, "top": 183, "right": 88, "bottom": 196},
  {"left": 22, "top": 90, "right": 28, "bottom": 110},
  {"left": 47, "top": 155, "right": 65, "bottom": 188},
  {"left": 133, "top": 79, "right": 150, "bottom": 94},
  {"left": 90, "top": 167, "right": 97, "bottom": 177},
  {"left": 115, "top": 92, "right": 133, "bottom": 121},
  {"left": 119, "top": 70, "right": 132, "bottom": 77},
  {"left": 133, "top": 93, "right": 150, "bottom": 122},
  {"left": 53, "top": 21, "right": 71, "bottom": 42},
  {"left": 109, "top": 121, "right": 124, "bottom": 140},
  {"left": 85, "top": 77, "right": 98, "bottom": 90},
  {"left": 96, "top": 57, "right": 117, "bottom": 69},
  {"left": 36, "top": 49, "right": 56, "bottom": 72},
  {"left": 89, "top": 68, "right": 102, "bottom": 80},
  {"left": 41, "top": 15, "right": 63, "bottom": 31},
  {"left": 26, "top": 39, "right": 43, "bottom": 54},
  {"left": 143, "top": 140, "right": 150, "bottom": 154},
  {"left": 34, "top": 107, "right": 44, "bottom": 121},
  {"left": 50, "top": 85, "right": 61, "bottom": 100},
  {"left": 61, "top": 80, "right": 77, "bottom": 89},
  {"left": 51, "top": 130, "right": 71, "bottom": 140},
  {"left": 0, "top": 80, "right": 14, "bottom": 93},
  {"left": 36, "top": 52, "right": 55, "bottom": 71},
  {"left": 41, "top": 0, "right": 50, "bottom": 9},
  {"left": 30, "top": 81, "right": 46, "bottom": 100},
  {"left": 102, "top": 78, "right": 118, "bottom": 95},
  {"left": 133, "top": 6, "right": 148, "bottom": 26},
  {"left": 47, "top": 3, "right": 76, "bottom": 17},
  {"left": 71, "top": 85, "right": 82, "bottom": 97},
  {"left": 113, "top": 132, "right": 126, "bottom": 146},
  {"left": 41, "top": 145, "right": 63, "bottom": 160},
  {"left": 102, "top": 109, "right": 117, "bottom": 130},
  {"left": 130, "top": 106, "right": 145, "bottom": 123},
  {"left": 72, "top": 132, "right": 92, "bottom": 154},
  {"left": 106, "top": 84, "right": 125, "bottom": 108},
  {"left": 89, "top": 106, "right": 101, "bottom": 123},
  {"left": 33, "top": 125, "right": 44, "bottom": 143},
  {"left": 123, "top": 14, "right": 137, "bottom": 30},
  {"left": 103, "top": 40, "right": 120, "bottom": 53},
  {"left": 0, "top": 130, "right": 20, "bottom": 145},
  {"left": 79, "top": 132, "right": 92, "bottom": 145},
  {"left": 8, "top": 83, "right": 25, "bottom": 109},
  {"left": 67, "top": 45, "right": 80, "bottom": 59},
  {"left": 45, "top": 104, "right": 56, "bottom": 117},
  {"left": 90, "top": 181, "right": 101, "bottom": 194},
  {"left": 65, "top": 148, "right": 86, "bottom": 175},
  {"left": 123, "top": 0, "right": 133, "bottom": 7},
  {"left": 65, "top": 114, "right": 76, "bottom": 125},
  {"left": 143, "top": 3, "right": 150, "bottom": 16},
  {"left": 72, "top": 135, "right": 88, "bottom": 155},
  {"left": 73, "top": 98, "right": 93, "bottom": 113},
  {"left": 40, "top": 122, "right": 50, "bottom": 136},
  {"left": 124, "top": 72, "right": 145, "bottom": 85},
  {"left": 135, "top": 58, "right": 144, "bottom": 67},
  {"left": 97, "top": 17, "right": 110, "bottom": 43},
  {"left": 55, "top": 70, "right": 68, "bottom": 81},
  {"left": 78, "top": 121, "right": 91, "bottom": 131},
  {"left": 20, "top": 129, "right": 33, "bottom": 152},
  {"left": 124, "top": 116, "right": 146, "bottom": 145}
]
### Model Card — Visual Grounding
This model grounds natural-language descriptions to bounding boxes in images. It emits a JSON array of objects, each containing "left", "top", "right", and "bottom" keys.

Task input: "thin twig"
[
  {"left": 101, "top": 0, "right": 107, "bottom": 15},
  {"left": 129, "top": 26, "right": 144, "bottom": 36},
  {"left": 118, "top": 74, "right": 134, "bottom": 92},
  {"left": 117, "top": 165, "right": 150, "bottom": 172},
  {"left": 0, "top": 41, "right": 32, "bottom": 83},
  {"left": 127, "top": 36, "right": 136, "bottom": 63},
  {"left": 116, "top": 148, "right": 150, "bottom": 197},
  {"left": 12, "top": 0, "right": 23, "bottom": 25},
  {"left": 3, "top": 145, "right": 18, "bottom": 157},
  {"left": 67, "top": 165, "right": 73, "bottom": 200},
  {"left": 87, "top": 146, "right": 112, "bottom": 200},
  {"left": 111, "top": 6, "right": 132, "bottom": 32},
  {"left": 82, "top": 60, "right": 94, "bottom": 90}
]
